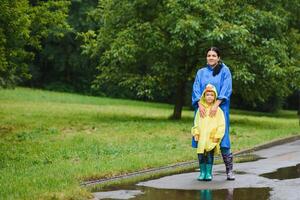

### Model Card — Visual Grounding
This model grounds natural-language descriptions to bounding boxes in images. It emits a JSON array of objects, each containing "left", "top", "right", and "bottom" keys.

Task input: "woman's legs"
[
  {"left": 197, "top": 154, "right": 206, "bottom": 180},
  {"left": 221, "top": 147, "right": 235, "bottom": 180},
  {"left": 221, "top": 147, "right": 230, "bottom": 155}
]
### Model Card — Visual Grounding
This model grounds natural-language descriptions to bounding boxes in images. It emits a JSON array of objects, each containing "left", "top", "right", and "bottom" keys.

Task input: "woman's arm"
[
  {"left": 216, "top": 109, "right": 225, "bottom": 138},
  {"left": 198, "top": 101, "right": 206, "bottom": 118},
  {"left": 209, "top": 99, "right": 222, "bottom": 117},
  {"left": 192, "top": 70, "right": 207, "bottom": 118},
  {"left": 192, "top": 70, "right": 202, "bottom": 108},
  {"left": 209, "top": 66, "right": 232, "bottom": 117},
  {"left": 217, "top": 66, "right": 232, "bottom": 103}
]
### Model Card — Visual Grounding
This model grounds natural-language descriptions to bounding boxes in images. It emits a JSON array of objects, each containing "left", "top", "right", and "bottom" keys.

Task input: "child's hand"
[{"left": 194, "top": 135, "right": 199, "bottom": 141}]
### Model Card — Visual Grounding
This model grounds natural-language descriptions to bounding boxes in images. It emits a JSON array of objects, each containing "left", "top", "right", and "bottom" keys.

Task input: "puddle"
[
  {"left": 92, "top": 153, "right": 270, "bottom": 199},
  {"left": 93, "top": 190, "right": 143, "bottom": 199},
  {"left": 261, "top": 163, "right": 300, "bottom": 180},
  {"left": 134, "top": 187, "right": 270, "bottom": 200},
  {"left": 93, "top": 187, "right": 271, "bottom": 200}
]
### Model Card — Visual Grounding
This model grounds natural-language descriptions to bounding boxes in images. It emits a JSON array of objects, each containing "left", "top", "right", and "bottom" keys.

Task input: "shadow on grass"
[{"left": 91, "top": 114, "right": 194, "bottom": 124}]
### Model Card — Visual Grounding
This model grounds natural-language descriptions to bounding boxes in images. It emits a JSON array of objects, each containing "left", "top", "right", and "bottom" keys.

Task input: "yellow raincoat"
[{"left": 191, "top": 84, "right": 225, "bottom": 155}]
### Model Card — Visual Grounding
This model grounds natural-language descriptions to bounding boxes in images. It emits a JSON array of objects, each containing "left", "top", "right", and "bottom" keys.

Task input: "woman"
[{"left": 192, "top": 47, "right": 235, "bottom": 180}]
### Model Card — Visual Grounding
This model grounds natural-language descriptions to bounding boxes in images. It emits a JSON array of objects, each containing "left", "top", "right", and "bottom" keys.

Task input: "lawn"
[{"left": 0, "top": 87, "right": 299, "bottom": 199}]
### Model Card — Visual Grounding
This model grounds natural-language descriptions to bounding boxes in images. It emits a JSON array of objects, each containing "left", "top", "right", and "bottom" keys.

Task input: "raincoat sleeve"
[
  {"left": 217, "top": 67, "right": 232, "bottom": 104},
  {"left": 191, "top": 110, "right": 200, "bottom": 136},
  {"left": 192, "top": 70, "right": 202, "bottom": 108},
  {"left": 215, "top": 108, "right": 225, "bottom": 140}
]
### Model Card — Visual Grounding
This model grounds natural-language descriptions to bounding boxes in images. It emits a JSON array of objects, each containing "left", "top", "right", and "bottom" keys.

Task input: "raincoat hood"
[{"left": 199, "top": 84, "right": 218, "bottom": 107}]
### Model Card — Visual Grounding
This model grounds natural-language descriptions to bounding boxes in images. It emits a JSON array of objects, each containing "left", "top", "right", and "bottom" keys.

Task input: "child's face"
[{"left": 205, "top": 91, "right": 215, "bottom": 104}]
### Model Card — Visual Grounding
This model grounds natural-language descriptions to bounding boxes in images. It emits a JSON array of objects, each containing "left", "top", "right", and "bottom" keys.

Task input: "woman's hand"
[
  {"left": 209, "top": 99, "right": 222, "bottom": 117},
  {"left": 198, "top": 103, "right": 206, "bottom": 118},
  {"left": 209, "top": 104, "right": 218, "bottom": 117}
]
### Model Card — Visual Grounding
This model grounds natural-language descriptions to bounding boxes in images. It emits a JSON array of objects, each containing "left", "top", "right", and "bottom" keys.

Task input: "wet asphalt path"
[
  {"left": 137, "top": 140, "right": 300, "bottom": 200},
  {"left": 93, "top": 139, "right": 300, "bottom": 200}
]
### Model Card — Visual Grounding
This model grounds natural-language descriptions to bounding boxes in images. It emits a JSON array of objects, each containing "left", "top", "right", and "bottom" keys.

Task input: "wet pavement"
[{"left": 93, "top": 139, "right": 300, "bottom": 200}]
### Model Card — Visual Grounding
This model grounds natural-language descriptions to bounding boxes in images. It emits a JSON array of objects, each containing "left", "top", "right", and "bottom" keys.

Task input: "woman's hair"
[
  {"left": 206, "top": 46, "right": 222, "bottom": 76},
  {"left": 206, "top": 47, "right": 221, "bottom": 57}
]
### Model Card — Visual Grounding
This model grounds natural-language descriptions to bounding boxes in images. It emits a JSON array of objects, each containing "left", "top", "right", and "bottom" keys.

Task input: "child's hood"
[{"left": 200, "top": 84, "right": 218, "bottom": 107}]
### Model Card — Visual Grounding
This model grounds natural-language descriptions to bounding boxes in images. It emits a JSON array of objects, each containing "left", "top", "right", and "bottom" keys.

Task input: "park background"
[{"left": 0, "top": 0, "right": 299, "bottom": 199}]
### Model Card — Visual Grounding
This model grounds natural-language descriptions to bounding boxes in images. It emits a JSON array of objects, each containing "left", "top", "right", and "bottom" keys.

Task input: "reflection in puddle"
[
  {"left": 93, "top": 187, "right": 271, "bottom": 200},
  {"left": 261, "top": 164, "right": 300, "bottom": 180},
  {"left": 133, "top": 187, "right": 270, "bottom": 200},
  {"left": 93, "top": 190, "right": 143, "bottom": 199}
]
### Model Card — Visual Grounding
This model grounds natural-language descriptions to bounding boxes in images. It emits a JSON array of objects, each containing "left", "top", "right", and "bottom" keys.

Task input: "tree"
[
  {"left": 83, "top": 0, "right": 232, "bottom": 119},
  {"left": 0, "top": 0, "right": 32, "bottom": 88},
  {"left": 0, "top": 0, "right": 71, "bottom": 88},
  {"left": 223, "top": 0, "right": 300, "bottom": 111},
  {"left": 27, "top": 0, "right": 99, "bottom": 94},
  {"left": 26, "top": 0, "right": 71, "bottom": 88},
  {"left": 82, "top": 0, "right": 300, "bottom": 117}
]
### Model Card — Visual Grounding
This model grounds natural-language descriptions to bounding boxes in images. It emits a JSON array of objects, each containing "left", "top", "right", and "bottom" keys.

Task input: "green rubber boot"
[
  {"left": 205, "top": 164, "right": 213, "bottom": 181},
  {"left": 197, "top": 164, "right": 206, "bottom": 181}
]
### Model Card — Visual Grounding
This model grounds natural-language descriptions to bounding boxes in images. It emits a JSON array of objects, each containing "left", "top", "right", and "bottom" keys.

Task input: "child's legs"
[
  {"left": 206, "top": 149, "right": 214, "bottom": 165},
  {"left": 198, "top": 153, "right": 206, "bottom": 164}
]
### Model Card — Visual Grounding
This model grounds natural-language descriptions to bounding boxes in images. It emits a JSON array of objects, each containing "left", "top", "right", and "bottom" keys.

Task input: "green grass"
[{"left": 0, "top": 87, "right": 299, "bottom": 199}]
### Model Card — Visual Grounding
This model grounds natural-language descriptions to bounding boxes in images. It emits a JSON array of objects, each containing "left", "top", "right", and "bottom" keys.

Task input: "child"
[{"left": 191, "top": 84, "right": 225, "bottom": 181}]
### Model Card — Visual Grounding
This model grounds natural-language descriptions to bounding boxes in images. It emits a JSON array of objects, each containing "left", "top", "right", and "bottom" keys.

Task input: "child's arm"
[
  {"left": 191, "top": 110, "right": 201, "bottom": 141},
  {"left": 191, "top": 126, "right": 200, "bottom": 141}
]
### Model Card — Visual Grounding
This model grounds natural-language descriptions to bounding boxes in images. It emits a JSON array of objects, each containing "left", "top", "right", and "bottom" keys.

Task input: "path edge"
[{"left": 81, "top": 134, "right": 300, "bottom": 187}]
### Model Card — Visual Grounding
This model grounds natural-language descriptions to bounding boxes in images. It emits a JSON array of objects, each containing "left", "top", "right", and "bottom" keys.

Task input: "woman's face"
[{"left": 206, "top": 50, "right": 220, "bottom": 67}]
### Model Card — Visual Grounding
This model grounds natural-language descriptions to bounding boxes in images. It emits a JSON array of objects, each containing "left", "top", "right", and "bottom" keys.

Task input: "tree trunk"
[
  {"left": 172, "top": 79, "right": 186, "bottom": 120},
  {"left": 171, "top": 49, "right": 198, "bottom": 120}
]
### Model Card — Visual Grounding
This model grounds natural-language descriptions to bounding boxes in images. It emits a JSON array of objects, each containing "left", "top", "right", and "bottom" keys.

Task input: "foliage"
[
  {"left": 83, "top": 0, "right": 300, "bottom": 117},
  {"left": 0, "top": 0, "right": 71, "bottom": 88},
  {"left": 0, "top": 0, "right": 32, "bottom": 88},
  {"left": 27, "top": 0, "right": 99, "bottom": 94},
  {"left": 224, "top": 0, "right": 300, "bottom": 111},
  {"left": 0, "top": 0, "right": 299, "bottom": 113}
]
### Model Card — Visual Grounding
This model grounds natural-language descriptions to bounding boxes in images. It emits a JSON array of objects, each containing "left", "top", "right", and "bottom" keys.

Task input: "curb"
[{"left": 81, "top": 134, "right": 300, "bottom": 187}]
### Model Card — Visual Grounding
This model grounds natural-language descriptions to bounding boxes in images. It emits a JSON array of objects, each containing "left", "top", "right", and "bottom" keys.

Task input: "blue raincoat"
[{"left": 192, "top": 63, "right": 232, "bottom": 148}]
